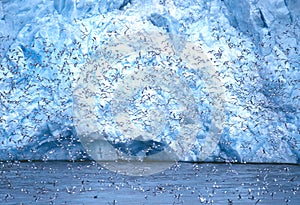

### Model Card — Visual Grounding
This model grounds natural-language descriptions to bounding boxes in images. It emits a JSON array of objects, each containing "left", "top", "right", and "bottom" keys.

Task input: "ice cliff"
[{"left": 0, "top": 0, "right": 299, "bottom": 163}]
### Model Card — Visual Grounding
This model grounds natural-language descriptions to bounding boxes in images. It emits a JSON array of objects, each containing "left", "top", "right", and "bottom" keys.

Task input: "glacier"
[{"left": 0, "top": 0, "right": 299, "bottom": 163}]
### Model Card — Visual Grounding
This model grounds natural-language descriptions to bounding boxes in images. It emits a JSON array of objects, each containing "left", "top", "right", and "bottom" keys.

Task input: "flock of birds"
[
  {"left": 0, "top": 1, "right": 299, "bottom": 205},
  {"left": 0, "top": 0, "right": 299, "bottom": 163}
]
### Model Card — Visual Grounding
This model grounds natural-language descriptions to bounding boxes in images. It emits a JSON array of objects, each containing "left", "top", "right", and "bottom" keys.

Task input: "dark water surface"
[{"left": 0, "top": 161, "right": 299, "bottom": 204}]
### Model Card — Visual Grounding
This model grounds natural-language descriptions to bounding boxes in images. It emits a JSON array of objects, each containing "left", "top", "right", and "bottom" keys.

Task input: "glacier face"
[{"left": 0, "top": 0, "right": 299, "bottom": 163}]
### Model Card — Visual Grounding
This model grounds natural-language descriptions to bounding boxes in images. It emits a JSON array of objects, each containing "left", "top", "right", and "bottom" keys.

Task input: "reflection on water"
[{"left": 0, "top": 161, "right": 299, "bottom": 204}]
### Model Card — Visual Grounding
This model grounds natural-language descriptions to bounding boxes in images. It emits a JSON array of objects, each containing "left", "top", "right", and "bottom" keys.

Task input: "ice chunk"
[{"left": 0, "top": 0, "right": 299, "bottom": 165}]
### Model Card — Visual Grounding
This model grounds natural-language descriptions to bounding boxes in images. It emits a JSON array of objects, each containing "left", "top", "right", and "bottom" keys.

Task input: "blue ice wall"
[{"left": 0, "top": 0, "right": 299, "bottom": 163}]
